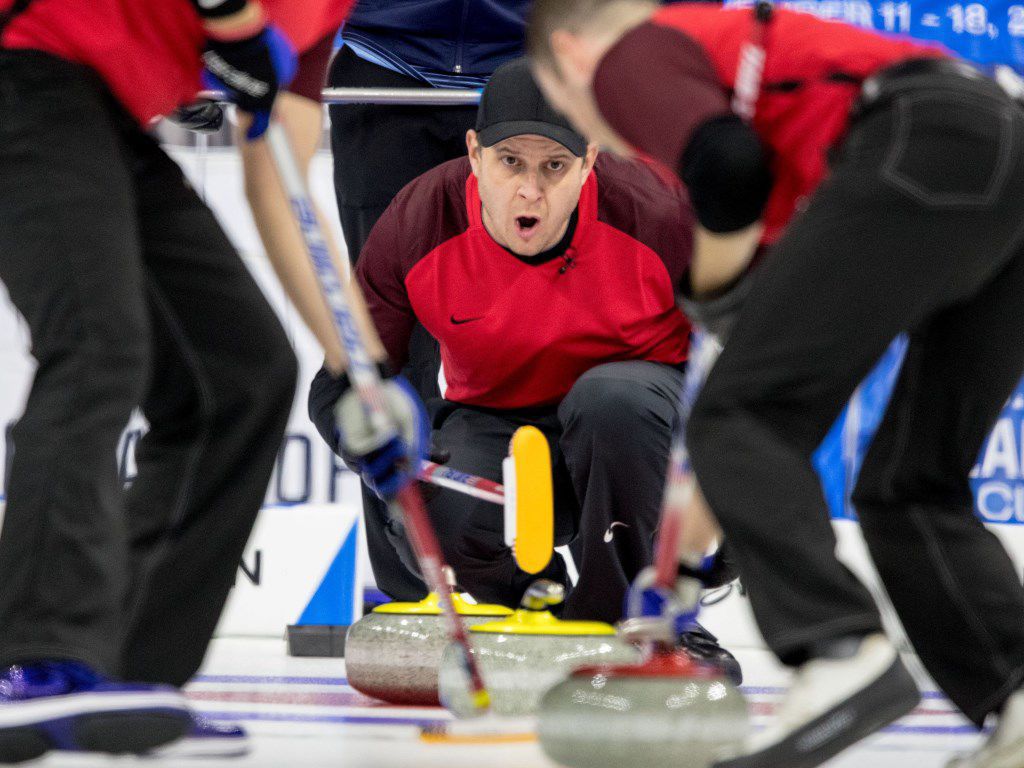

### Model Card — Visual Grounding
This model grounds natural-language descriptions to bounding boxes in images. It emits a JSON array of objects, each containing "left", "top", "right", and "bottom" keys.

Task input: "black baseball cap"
[{"left": 475, "top": 58, "right": 588, "bottom": 157}]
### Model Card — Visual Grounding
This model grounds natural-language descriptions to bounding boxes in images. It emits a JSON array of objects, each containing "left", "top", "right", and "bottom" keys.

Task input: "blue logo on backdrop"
[
  {"left": 814, "top": 337, "right": 1024, "bottom": 525},
  {"left": 297, "top": 522, "right": 360, "bottom": 626},
  {"left": 972, "top": 391, "right": 1024, "bottom": 523}
]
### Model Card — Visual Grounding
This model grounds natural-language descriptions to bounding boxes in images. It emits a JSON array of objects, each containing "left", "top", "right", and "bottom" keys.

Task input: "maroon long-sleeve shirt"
[
  {"left": 592, "top": 5, "right": 946, "bottom": 244},
  {"left": 357, "top": 154, "right": 694, "bottom": 409}
]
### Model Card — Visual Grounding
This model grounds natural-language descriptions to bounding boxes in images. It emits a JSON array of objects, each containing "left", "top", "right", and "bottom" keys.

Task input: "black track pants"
[
  {"left": 0, "top": 51, "right": 296, "bottom": 685},
  {"left": 380, "top": 361, "right": 684, "bottom": 624},
  {"left": 687, "top": 69, "right": 1024, "bottom": 724}
]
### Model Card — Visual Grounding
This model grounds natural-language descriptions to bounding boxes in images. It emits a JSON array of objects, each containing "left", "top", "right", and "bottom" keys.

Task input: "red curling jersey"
[
  {"left": 592, "top": 5, "right": 947, "bottom": 244},
  {"left": 0, "top": 0, "right": 352, "bottom": 125},
  {"left": 357, "top": 155, "right": 693, "bottom": 410}
]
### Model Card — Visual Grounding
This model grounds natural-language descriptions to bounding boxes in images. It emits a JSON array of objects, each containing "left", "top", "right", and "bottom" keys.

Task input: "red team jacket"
[
  {"left": 592, "top": 5, "right": 947, "bottom": 244},
  {"left": 357, "top": 155, "right": 693, "bottom": 410},
  {"left": 0, "top": 0, "right": 352, "bottom": 125}
]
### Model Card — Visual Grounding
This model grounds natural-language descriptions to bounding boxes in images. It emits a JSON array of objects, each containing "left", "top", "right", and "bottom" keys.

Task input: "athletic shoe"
[
  {"left": 0, "top": 660, "right": 191, "bottom": 763},
  {"left": 150, "top": 715, "right": 250, "bottom": 758},
  {"left": 679, "top": 622, "right": 744, "bottom": 686},
  {"left": 714, "top": 633, "right": 920, "bottom": 768},
  {"left": 947, "top": 688, "right": 1024, "bottom": 768}
]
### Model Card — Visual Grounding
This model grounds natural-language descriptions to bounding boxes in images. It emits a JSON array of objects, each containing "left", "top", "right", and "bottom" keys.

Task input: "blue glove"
[
  {"left": 201, "top": 24, "right": 296, "bottom": 140},
  {"left": 311, "top": 370, "right": 428, "bottom": 501}
]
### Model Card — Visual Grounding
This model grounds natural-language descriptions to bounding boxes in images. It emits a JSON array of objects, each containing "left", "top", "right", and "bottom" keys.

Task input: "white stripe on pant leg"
[{"left": 556, "top": 545, "right": 579, "bottom": 587}]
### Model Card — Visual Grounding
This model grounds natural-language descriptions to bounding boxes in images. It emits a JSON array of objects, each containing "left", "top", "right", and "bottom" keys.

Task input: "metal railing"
[
  {"left": 162, "top": 87, "right": 482, "bottom": 149},
  {"left": 161, "top": 87, "right": 484, "bottom": 202},
  {"left": 201, "top": 87, "right": 482, "bottom": 106}
]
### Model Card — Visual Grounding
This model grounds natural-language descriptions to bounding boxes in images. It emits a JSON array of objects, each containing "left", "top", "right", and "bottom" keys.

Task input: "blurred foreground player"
[
  {"left": 529, "top": 2, "right": 1024, "bottom": 767},
  {"left": 309, "top": 60, "right": 739, "bottom": 680},
  {"left": 170, "top": 1, "right": 360, "bottom": 756},
  {"left": 0, "top": 0, "right": 349, "bottom": 761}
]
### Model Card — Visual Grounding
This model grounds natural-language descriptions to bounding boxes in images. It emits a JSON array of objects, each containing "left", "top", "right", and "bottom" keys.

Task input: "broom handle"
[
  {"left": 420, "top": 461, "right": 505, "bottom": 505},
  {"left": 653, "top": 328, "right": 722, "bottom": 591},
  {"left": 265, "top": 121, "right": 491, "bottom": 714}
]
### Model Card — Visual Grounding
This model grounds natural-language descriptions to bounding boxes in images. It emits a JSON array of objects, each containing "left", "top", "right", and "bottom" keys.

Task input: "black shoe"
[
  {"left": 713, "top": 633, "right": 920, "bottom": 768},
  {"left": 0, "top": 660, "right": 190, "bottom": 763},
  {"left": 679, "top": 622, "right": 743, "bottom": 686}
]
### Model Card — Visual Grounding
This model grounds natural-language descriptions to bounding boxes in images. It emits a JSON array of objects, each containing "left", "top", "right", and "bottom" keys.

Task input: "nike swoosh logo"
[
  {"left": 450, "top": 314, "right": 484, "bottom": 325},
  {"left": 604, "top": 521, "right": 630, "bottom": 543}
]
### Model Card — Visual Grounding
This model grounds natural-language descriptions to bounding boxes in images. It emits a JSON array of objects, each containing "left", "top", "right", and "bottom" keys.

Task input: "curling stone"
[
  {"left": 437, "top": 580, "right": 641, "bottom": 717},
  {"left": 537, "top": 649, "right": 749, "bottom": 768},
  {"left": 345, "top": 591, "right": 512, "bottom": 705}
]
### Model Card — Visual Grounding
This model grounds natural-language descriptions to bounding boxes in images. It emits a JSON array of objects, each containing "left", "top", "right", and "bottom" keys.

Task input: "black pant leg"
[
  {"left": 334, "top": 201, "right": 387, "bottom": 268},
  {"left": 328, "top": 47, "right": 478, "bottom": 263},
  {"left": 359, "top": 482, "right": 428, "bottom": 602},
  {"left": 853, "top": 251, "right": 1024, "bottom": 725},
  {"left": 687, "top": 75, "right": 1024, "bottom": 666},
  {"left": 327, "top": 48, "right": 476, "bottom": 599},
  {"left": 0, "top": 53, "right": 150, "bottom": 674},
  {"left": 118, "top": 134, "right": 297, "bottom": 686},
  {"left": 556, "top": 361, "right": 683, "bottom": 623},
  {"left": 328, "top": 48, "right": 462, "bottom": 403}
]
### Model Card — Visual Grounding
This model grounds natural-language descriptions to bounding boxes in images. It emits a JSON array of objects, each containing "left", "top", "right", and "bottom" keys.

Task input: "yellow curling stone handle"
[
  {"left": 470, "top": 609, "right": 617, "bottom": 637},
  {"left": 373, "top": 592, "right": 513, "bottom": 617},
  {"left": 508, "top": 426, "right": 555, "bottom": 575}
]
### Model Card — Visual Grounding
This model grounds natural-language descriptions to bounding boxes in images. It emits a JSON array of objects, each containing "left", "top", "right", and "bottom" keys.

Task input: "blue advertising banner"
[
  {"left": 723, "top": 0, "right": 1024, "bottom": 72},
  {"left": 813, "top": 339, "right": 1024, "bottom": 526}
]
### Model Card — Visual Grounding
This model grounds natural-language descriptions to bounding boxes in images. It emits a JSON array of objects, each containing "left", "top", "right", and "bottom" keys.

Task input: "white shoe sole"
[
  {"left": 949, "top": 737, "right": 1024, "bottom": 768},
  {"left": 0, "top": 689, "right": 189, "bottom": 729},
  {"left": 715, "top": 653, "right": 920, "bottom": 768},
  {"left": 150, "top": 735, "right": 251, "bottom": 759},
  {"left": 0, "top": 692, "right": 191, "bottom": 763}
]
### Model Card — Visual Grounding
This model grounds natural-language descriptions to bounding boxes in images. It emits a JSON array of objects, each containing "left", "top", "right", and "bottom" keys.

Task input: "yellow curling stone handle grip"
[
  {"left": 373, "top": 592, "right": 512, "bottom": 617},
  {"left": 505, "top": 426, "right": 554, "bottom": 575}
]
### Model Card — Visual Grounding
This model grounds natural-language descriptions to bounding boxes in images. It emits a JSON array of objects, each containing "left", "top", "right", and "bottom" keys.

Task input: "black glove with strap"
[
  {"left": 170, "top": 99, "right": 224, "bottom": 133},
  {"left": 192, "top": 0, "right": 296, "bottom": 140}
]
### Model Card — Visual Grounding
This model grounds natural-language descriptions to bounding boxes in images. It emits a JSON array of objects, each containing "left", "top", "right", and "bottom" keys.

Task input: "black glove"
[
  {"left": 309, "top": 365, "right": 349, "bottom": 455},
  {"left": 308, "top": 365, "right": 429, "bottom": 500},
  {"left": 201, "top": 24, "right": 296, "bottom": 139},
  {"left": 427, "top": 443, "right": 451, "bottom": 465},
  {"left": 170, "top": 100, "right": 224, "bottom": 134},
  {"left": 678, "top": 540, "right": 738, "bottom": 589}
]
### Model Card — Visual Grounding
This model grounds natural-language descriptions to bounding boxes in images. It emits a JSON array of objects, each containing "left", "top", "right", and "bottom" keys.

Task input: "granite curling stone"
[
  {"left": 438, "top": 580, "right": 641, "bottom": 717},
  {"left": 345, "top": 592, "right": 512, "bottom": 706},
  {"left": 538, "top": 649, "right": 750, "bottom": 768}
]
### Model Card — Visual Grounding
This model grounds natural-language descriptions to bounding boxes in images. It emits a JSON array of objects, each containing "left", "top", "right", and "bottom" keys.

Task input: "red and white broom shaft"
[
  {"left": 654, "top": 329, "right": 718, "bottom": 587},
  {"left": 419, "top": 461, "right": 505, "bottom": 505},
  {"left": 653, "top": 437, "right": 693, "bottom": 591},
  {"left": 395, "top": 484, "right": 490, "bottom": 706}
]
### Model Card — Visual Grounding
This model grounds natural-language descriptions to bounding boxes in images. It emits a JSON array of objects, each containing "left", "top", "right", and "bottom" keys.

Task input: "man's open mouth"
[{"left": 515, "top": 216, "right": 540, "bottom": 239}]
